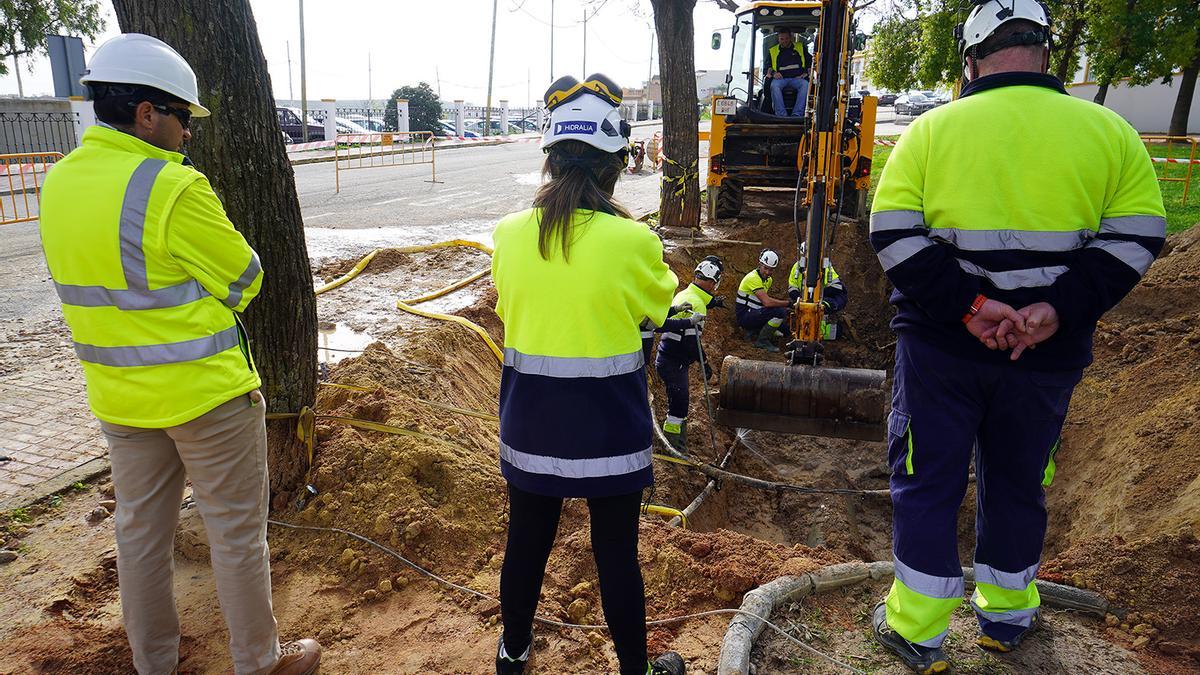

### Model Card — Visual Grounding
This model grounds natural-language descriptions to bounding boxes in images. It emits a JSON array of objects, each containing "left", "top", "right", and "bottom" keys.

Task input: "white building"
[{"left": 1066, "top": 57, "right": 1199, "bottom": 134}]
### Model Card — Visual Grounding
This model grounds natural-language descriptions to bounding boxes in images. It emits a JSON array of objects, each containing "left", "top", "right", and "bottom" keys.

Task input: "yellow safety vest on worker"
[
  {"left": 39, "top": 126, "right": 263, "bottom": 428},
  {"left": 492, "top": 207, "right": 676, "bottom": 497},
  {"left": 735, "top": 269, "right": 773, "bottom": 310},
  {"left": 788, "top": 261, "right": 841, "bottom": 292}
]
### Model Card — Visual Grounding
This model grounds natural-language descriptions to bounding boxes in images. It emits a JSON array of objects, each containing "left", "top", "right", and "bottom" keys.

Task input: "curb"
[{"left": 0, "top": 456, "right": 111, "bottom": 512}]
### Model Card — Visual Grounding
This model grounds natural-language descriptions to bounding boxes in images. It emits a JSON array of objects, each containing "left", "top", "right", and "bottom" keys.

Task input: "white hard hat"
[
  {"left": 81, "top": 33, "right": 210, "bottom": 117},
  {"left": 957, "top": 0, "right": 1050, "bottom": 62},
  {"left": 542, "top": 76, "right": 629, "bottom": 154},
  {"left": 695, "top": 257, "right": 724, "bottom": 283},
  {"left": 759, "top": 249, "right": 780, "bottom": 268}
]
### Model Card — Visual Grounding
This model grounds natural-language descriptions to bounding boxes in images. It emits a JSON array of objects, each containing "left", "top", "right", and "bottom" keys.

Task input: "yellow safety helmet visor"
[{"left": 544, "top": 73, "right": 624, "bottom": 111}]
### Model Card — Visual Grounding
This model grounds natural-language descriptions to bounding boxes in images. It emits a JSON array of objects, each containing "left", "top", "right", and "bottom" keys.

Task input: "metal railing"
[
  {"left": 1142, "top": 135, "right": 1197, "bottom": 205},
  {"left": 0, "top": 111, "right": 79, "bottom": 155},
  {"left": 336, "top": 107, "right": 393, "bottom": 133},
  {"left": 1, "top": 152, "right": 65, "bottom": 225},
  {"left": 334, "top": 131, "right": 437, "bottom": 192}
]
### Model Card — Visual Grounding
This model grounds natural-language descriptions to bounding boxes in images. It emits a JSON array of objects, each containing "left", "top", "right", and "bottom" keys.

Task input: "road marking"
[
  {"left": 307, "top": 213, "right": 335, "bottom": 220},
  {"left": 373, "top": 197, "right": 407, "bottom": 206}
]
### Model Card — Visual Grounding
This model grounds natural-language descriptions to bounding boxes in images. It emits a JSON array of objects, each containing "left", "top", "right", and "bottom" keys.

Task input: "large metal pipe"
[{"left": 715, "top": 356, "right": 887, "bottom": 441}]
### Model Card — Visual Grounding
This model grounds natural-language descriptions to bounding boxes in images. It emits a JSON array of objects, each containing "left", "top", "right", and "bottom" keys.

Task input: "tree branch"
[{"left": 708, "top": 0, "right": 740, "bottom": 11}]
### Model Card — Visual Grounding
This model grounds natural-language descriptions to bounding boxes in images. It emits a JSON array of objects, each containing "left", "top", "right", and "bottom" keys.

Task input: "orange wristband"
[{"left": 962, "top": 294, "right": 987, "bottom": 324}]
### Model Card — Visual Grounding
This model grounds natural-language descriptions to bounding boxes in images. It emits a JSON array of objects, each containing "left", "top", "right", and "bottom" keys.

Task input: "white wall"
[{"left": 1068, "top": 74, "right": 1199, "bottom": 134}]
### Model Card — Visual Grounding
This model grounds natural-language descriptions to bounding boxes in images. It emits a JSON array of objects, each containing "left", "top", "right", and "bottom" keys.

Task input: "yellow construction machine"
[{"left": 708, "top": 0, "right": 888, "bottom": 441}]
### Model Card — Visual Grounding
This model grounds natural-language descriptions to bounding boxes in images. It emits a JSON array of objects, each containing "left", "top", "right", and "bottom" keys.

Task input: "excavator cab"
[{"left": 711, "top": 0, "right": 888, "bottom": 442}]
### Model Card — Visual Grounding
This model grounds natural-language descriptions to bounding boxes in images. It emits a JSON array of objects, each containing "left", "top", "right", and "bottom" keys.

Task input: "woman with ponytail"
[{"left": 490, "top": 74, "right": 685, "bottom": 675}]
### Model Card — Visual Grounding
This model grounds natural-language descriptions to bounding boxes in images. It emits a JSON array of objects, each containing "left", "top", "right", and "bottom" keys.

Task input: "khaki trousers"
[{"left": 100, "top": 393, "right": 282, "bottom": 675}]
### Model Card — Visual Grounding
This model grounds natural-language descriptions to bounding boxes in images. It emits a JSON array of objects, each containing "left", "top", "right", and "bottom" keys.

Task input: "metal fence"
[
  {"left": 334, "top": 131, "right": 436, "bottom": 192},
  {"left": 1, "top": 152, "right": 65, "bottom": 225},
  {"left": 0, "top": 111, "right": 78, "bottom": 155},
  {"left": 336, "top": 107, "right": 392, "bottom": 133}
]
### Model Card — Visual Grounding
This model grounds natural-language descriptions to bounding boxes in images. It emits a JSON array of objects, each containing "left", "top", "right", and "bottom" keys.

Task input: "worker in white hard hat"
[
  {"left": 490, "top": 73, "right": 686, "bottom": 675},
  {"left": 38, "top": 33, "right": 321, "bottom": 675},
  {"left": 868, "top": 0, "right": 1165, "bottom": 672},
  {"left": 735, "top": 248, "right": 792, "bottom": 351}
]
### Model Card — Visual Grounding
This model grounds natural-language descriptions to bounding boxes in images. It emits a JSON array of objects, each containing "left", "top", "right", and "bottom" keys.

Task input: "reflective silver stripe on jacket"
[
  {"left": 503, "top": 348, "right": 644, "bottom": 378},
  {"left": 660, "top": 327, "right": 698, "bottom": 342},
  {"left": 55, "top": 157, "right": 211, "bottom": 311},
  {"left": 500, "top": 441, "right": 652, "bottom": 478},
  {"left": 956, "top": 259, "right": 1068, "bottom": 289},
  {"left": 119, "top": 158, "right": 169, "bottom": 290},
  {"left": 735, "top": 291, "right": 763, "bottom": 308},
  {"left": 54, "top": 279, "right": 210, "bottom": 310},
  {"left": 223, "top": 252, "right": 262, "bottom": 308},
  {"left": 74, "top": 324, "right": 240, "bottom": 367},
  {"left": 1090, "top": 238, "right": 1156, "bottom": 275},
  {"left": 1099, "top": 215, "right": 1166, "bottom": 238},
  {"left": 870, "top": 209, "right": 925, "bottom": 233},
  {"left": 969, "top": 600, "right": 1039, "bottom": 628},
  {"left": 878, "top": 236, "right": 936, "bottom": 271},
  {"left": 927, "top": 228, "right": 1094, "bottom": 252},
  {"left": 894, "top": 557, "right": 964, "bottom": 600}
]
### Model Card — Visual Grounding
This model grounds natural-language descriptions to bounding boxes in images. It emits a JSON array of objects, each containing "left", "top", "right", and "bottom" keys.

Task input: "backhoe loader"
[{"left": 709, "top": 0, "right": 888, "bottom": 441}]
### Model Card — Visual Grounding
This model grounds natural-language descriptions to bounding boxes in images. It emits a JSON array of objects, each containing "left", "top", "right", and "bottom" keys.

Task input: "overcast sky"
[{"left": 0, "top": 0, "right": 742, "bottom": 107}]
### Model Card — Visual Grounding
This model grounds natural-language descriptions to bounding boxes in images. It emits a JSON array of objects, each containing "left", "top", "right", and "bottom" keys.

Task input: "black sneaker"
[
  {"left": 495, "top": 635, "right": 531, "bottom": 675},
  {"left": 872, "top": 603, "right": 950, "bottom": 674},
  {"left": 977, "top": 611, "right": 1040, "bottom": 653},
  {"left": 648, "top": 651, "right": 685, "bottom": 675}
]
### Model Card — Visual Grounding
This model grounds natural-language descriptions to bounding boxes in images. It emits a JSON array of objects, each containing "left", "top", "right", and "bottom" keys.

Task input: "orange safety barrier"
[
  {"left": 1, "top": 152, "right": 64, "bottom": 225},
  {"left": 1141, "top": 135, "right": 1197, "bottom": 205},
  {"left": 334, "top": 131, "right": 438, "bottom": 192}
]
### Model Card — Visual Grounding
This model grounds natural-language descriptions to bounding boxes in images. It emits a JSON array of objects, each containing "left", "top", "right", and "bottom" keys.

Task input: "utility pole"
[
  {"left": 647, "top": 27, "right": 655, "bottom": 96},
  {"left": 9, "top": 39, "right": 22, "bottom": 98},
  {"left": 484, "top": 0, "right": 499, "bottom": 137},
  {"left": 550, "top": 0, "right": 555, "bottom": 82},
  {"left": 286, "top": 40, "right": 294, "bottom": 102},
  {"left": 582, "top": 6, "right": 587, "bottom": 75},
  {"left": 368, "top": 50, "right": 372, "bottom": 110},
  {"left": 436, "top": 65, "right": 442, "bottom": 98},
  {"left": 299, "top": 0, "right": 309, "bottom": 141}
]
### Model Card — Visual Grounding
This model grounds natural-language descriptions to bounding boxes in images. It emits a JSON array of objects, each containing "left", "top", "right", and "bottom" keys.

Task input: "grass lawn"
[{"left": 868, "top": 135, "right": 1196, "bottom": 234}]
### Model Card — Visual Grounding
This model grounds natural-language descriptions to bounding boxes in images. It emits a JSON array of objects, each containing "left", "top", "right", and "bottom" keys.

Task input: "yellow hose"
[
  {"left": 642, "top": 504, "right": 688, "bottom": 529},
  {"left": 397, "top": 298, "right": 504, "bottom": 362}
]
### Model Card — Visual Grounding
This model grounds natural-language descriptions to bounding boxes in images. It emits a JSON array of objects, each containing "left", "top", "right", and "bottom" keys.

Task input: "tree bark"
[
  {"left": 651, "top": 0, "right": 702, "bottom": 230},
  {"left": 1052, "top": 18, "right": 1085, "bottom": 83},
  {"left": 1169, "top": 33, "right": 1200, "bottom": 136},
  {"left": 112, "top": 0, "right": 318, "bottom": 500}
]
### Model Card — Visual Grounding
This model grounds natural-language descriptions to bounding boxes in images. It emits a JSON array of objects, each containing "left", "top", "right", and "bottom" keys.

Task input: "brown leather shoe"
[{"left": 266, "top": 639, "right": 322, "bottom": 675}]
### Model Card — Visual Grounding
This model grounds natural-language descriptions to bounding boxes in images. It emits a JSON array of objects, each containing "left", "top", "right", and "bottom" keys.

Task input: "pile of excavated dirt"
[{"left": 1039, "top": 226, "right": 1200, "bottom": 666}]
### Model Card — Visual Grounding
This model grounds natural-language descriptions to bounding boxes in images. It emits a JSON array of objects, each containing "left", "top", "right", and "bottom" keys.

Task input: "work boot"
[
  {"left": 753, "top": 325, "right": 780, "bottom": 353},
  {"left": 872, "top": 603, "right": 949, "bottom": 674},
  {"left": 649, "top": 651, "right": 686, "bottom": 675},
  {"left": 977, "top": 612, "right": 1040, "bottom": 653},
  {"left": 663, "top": 422, "right": 688, "bottom": 456},
  {"left": 495, "top": 635, "right": 531, "bottom": 674},
  {"left": 266, "top": 639, "right": 321, "bottom": 675}
]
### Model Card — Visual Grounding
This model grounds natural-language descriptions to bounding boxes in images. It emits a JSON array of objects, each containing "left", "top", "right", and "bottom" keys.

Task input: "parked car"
[
  {"left": 876, "top": 92, "right": 898, "bottom": 106},
  {"left": 334, "top": 117, "right": 372, "bottom": 135},
  {"left": 436, "top": 120, "right": 480, "bottom": 138},
  {"left": 920, "top": 90, "right": 949, "bottom": 107},
  {"left": 465, "top": 118, "right": 525, "bottom": 136},
  {"left": 344, "top": 114, "right": 387, "bottom": 132},
  {"left": 276, "top": 107, "right": 324, "bottom": 142},
  {"left": 894, "top": 92, "right": 937, "bottom": 116}
]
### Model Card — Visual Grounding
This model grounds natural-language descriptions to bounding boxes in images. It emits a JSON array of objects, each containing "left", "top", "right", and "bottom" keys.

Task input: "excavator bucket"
[{"left": 714, "top": 356, "right": 888, "bottom": 441}]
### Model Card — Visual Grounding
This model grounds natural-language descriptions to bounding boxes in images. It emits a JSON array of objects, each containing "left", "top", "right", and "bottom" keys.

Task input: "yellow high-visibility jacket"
[{"left": 39, "top": 126, "right": 264, "bottom": 427}]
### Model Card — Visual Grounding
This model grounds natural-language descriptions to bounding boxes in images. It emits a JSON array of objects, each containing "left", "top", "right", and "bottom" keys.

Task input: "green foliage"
[
  {"left": 70, "top": 480, "right": 87, "bottom": 492},
  {"left": 0, "top": 0, "right": 105, "bottom": 75},
  {"left": 8, "top": 508, "right": 31, "bottom": 523},
  {"left": 48, "top": 494, "right": 62, "bottom": 508},
  {"left": 864, "top": 16, "right": 920, "bottom": 91},
  {"left": 384, "top": 82, "right": 443, "bottom": 134}
]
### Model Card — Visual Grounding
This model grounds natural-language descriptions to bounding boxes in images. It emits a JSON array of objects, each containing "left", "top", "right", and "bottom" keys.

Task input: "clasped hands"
[{"left": 964, "top": 299, "right": 1060, "bottom": 361}]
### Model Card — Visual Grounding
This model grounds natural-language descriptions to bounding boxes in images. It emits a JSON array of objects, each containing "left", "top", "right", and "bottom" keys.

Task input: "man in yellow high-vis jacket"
[{"left": 38, "top": 34, "right": 320, "bottom": 675}]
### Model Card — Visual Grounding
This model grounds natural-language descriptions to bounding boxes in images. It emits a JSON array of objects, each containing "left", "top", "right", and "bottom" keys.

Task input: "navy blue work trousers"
[
  {"left": 735, "top": 305, "right": 788, "bottom": 332},
  {"left": 887, "top": 333, "right": 1082, "bottom": 644},
  {"left": 654, "top": 352, "right": 691, "bottom": 421}
]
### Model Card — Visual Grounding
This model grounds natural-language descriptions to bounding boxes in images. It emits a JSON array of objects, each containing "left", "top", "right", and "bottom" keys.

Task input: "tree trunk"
[
  {"left": 1094, "top": 82, "right": 1109, "bottom": 105},
  {"left": 651, "top": 0, "right": 702, "bottom": 230},
  {"left": 112, "top": 0, "right": 318, "bottom": 501},
  {"left": 1169, "top": 34, "right": 1200, "bottom": 136},
  {"left": 1052, "top": 18, "right": 1085, "bottom": 83}
]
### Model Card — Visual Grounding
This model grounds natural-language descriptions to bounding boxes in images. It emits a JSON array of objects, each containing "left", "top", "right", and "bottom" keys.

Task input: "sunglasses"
[{"left": 150, "top": 103, "right": 192, "bottom": 129}]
